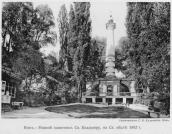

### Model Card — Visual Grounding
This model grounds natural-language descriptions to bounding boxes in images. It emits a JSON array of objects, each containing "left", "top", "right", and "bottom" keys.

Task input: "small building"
[
  {"left": 1, "top": 65, "right": 22, "bottom": 110},
  {"left": 82, "top": 76, "right": 139, "bottom": 105}
]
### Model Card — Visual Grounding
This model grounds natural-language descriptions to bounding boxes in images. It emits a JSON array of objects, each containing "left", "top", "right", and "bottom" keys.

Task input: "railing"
[
  {"left": 107, "top": 92, "right": 113, "bottom": 96},
  {"left": 83, "top": 91, "right": 98, "bottom": 96},
  {"left": 83, "top": 91, "right": 143, "bottom": 97},
  {"left": 119, "top": 92, "right": 131, "bottom": 96}
]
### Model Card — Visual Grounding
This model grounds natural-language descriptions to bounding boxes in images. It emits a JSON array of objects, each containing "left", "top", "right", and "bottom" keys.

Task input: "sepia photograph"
[{"left": 1, "top": 0, "right": 170, "bottom": 121}]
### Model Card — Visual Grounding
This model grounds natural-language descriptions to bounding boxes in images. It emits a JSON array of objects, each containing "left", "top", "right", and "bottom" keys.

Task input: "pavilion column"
[
  {"left": 82, "top": 97, "right": 86, "bottom": 103},
  {"left": 123, "top": 98, "right": 126, "bottom": 104},
  {"left": 113, "top": 85, "right": 118, "bottom": 96},
  {"left": 92, "top": 97, "right": 96, "bottom": 103},
  {"left": 112, "top": 98, "right": 116, "bottom": 104},
  {"left": 103, "top": 98, "right": 106, "bottom": 103},
  {"left": 130, "top": 81, "right": 136, "bottom": 96}
]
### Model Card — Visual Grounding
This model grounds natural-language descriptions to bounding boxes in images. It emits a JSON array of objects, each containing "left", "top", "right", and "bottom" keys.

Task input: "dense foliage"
[
  {"left": 2, "top": 2, "right": 56, "bottom": 90},
  {"left": 125, "top": 2, "right": 170, "bottom": 114},
  {"left": 58, "top": 3, "right": 92, "bottom": 102},
  {"left": 58, "top": 4, "right": 69, "bottom": 71},
  {"left": 2, "top": 2, "right": 57, "bottom": 106}
]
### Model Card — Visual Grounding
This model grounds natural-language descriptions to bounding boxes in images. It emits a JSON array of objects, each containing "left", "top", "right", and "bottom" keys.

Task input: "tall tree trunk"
[
  {"left": 77, "top": 80, "right": 81, "bottom": 102},
  {"left": 28, "top": 75, "right": 32, "bottom": 90},
  {"left": 25, "top": 77, "right": 28, "bottom": 91},
  {"left": 78, "top": 76, "right": 85, "bottom": 103},
  {"left": 80, "top": 84, "right": 82, "bottom": 103}
]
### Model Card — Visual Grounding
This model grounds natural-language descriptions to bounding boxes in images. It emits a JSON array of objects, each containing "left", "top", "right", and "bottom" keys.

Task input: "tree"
[
  {"left": 2, "top": 2, "right": 34, "bottom": 66},
  {"left": 2, "top": 3, "right": 56, "bottom": 60},
  {"left": 85, "top": 38, "right": 105, "bottom": 80},
  {"left": 114, "top": 37, "right": 134, "bottom": 78},
  {"left": 2, "top": 3, "right": 56, "bottom": 69},
  {"left": 68, "top": 4, "right": 77, "bottom": 71},
  {"left": 13, "top": 47, "right": 45, "bottom": 90},
  {"left": 33, "top": 4, "right": 56, "bottom": 47},
  {"left": 58, "top": 4, "right": 69, "bottom": 71},
  {"left": 2, "top": 2, "right": 57, "bottom": 95},
  {"left": 72, "top": 2, "right": 92, "bottom": 102},
  {"left": 125, "top": 2, "right": 170, "bottom": 114}
]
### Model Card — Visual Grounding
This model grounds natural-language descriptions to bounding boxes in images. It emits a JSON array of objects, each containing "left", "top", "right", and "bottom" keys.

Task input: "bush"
[{"left": 159, "top": 96, "right": 170, "bottom": 115}]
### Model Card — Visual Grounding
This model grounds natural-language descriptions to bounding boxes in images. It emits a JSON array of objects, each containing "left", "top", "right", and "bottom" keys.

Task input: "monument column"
[{"left": 105, "top": 16, "right": 116, "bottom": 77}]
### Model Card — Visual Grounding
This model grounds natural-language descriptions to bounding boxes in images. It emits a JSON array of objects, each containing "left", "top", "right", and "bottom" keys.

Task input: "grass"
[{"left": 45, "top": 104, "right": 150, "bottom": 118}]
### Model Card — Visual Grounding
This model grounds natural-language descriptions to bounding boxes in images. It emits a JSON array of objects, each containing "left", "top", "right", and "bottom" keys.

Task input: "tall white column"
[{"left": 105, "top": 16, "right": 116, "bottom": 77}]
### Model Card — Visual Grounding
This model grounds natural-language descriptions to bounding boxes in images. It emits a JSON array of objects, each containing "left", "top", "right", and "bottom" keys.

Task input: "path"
[
  {"left": 1, "top": 103, "right": 168, "bottom": 118},
  {"left": 1, "top": 106, "right": 70, "bottom": 118},
  {"left": 128, "top": 104, "right": 169, "bottom": 118},
  {"left": 1, "top": 103, "right": 106, "bottom": 118}
]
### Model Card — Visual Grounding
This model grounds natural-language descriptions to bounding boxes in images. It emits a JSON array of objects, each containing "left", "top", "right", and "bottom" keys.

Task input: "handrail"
[{"left": 83, "top": 91, "right": 144, "bottom": 96}]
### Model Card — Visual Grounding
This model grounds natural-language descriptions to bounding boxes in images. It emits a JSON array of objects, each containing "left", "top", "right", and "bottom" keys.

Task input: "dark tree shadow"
[{"left": 45, "top": 104, "right": 150, "bottom": 118}]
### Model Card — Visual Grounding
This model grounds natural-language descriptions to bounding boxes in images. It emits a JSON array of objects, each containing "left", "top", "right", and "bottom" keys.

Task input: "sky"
[{"left": 35, "top": 0, "right": 127, "bottom": 59}]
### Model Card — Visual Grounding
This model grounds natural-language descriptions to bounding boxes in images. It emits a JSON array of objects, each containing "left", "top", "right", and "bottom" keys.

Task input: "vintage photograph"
[{"left": 1, "top": 1, "right": 170, "bottom": 119}]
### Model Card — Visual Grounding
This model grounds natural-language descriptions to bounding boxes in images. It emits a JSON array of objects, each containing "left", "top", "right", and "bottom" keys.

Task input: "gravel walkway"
[
  {"left": 1, "top": 103, "right": 168, "bottom": 118},
  {"left": 1, "top": 106, "right": 71, "bottom": 118},
  {"left": 1, "top": 103, "right": 108, "bottom": 118}
]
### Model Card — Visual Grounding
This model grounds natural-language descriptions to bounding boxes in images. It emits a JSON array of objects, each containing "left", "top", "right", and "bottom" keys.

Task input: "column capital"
[{"left": 106, "top": 17, "right": 116, "bottom": 30}]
